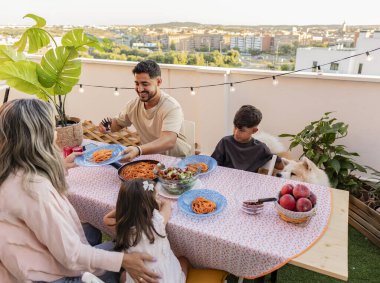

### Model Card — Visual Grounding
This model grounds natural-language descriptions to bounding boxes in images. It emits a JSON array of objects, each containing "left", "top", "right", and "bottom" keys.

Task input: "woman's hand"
[
  {"left": 64, "top": 152, "right": 83, "bottom": 170},
  {"left": 122, "top": 253, "right": 160, "bottom": 283}
]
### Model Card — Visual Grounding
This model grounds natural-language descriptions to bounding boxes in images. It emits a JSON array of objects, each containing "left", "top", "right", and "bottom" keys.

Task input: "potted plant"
[
  {"left": 280, "top": 112, "right": 380, "bottom": 247},
  {"left": 0, "top": 14, "right": 102, "bottom": 148}
]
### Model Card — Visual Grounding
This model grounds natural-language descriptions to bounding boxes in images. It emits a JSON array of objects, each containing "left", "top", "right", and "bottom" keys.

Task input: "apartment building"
[
  {"left": 295, "top": 31, "right": 380, "bottom": 75},
  {"left": 230, "top": 35, "right": 268, "bottom": 52}
]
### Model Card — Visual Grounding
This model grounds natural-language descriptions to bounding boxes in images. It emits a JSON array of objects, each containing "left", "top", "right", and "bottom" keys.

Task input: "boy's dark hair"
[
  {"left": 114, "top": 179, "right": 164, "bottom": 251},
  {"left": 233, "top": 105, "right": 262, "bottom": 129},
  {"left": 132, "top": 60, "right": 161, "bottom": 78}
]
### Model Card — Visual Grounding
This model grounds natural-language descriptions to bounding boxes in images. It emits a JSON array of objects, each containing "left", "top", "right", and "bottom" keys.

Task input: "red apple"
[
  {"left": 279, "top": 194, "right": 296, "bottom": 211},
  {"left": 309, "top": 192, "right": 317, "bottom": 206},
  {"left": 280, "top": 184, "right": 294, "bottom": 196},
  {"left": 296, "top": 197, "right": 313, "bottom": 212},
  {"left": 293, "top": 184, "right": 311, "bottom": 199}
]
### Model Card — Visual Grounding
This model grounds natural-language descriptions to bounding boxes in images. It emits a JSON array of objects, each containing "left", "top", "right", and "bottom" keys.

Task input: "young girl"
[{"left": 104, "top": 179, "right": 188, "bottom": 283}]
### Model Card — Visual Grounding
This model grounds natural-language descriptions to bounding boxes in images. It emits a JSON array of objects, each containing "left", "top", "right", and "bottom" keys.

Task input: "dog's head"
[{"left": 276, "top": 157, "right": 331, "bottom": 187}]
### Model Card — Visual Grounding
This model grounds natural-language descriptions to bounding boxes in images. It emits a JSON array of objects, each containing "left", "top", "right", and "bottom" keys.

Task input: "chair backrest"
[
  {"left": 183, "top": 120, "right": 196, "bottom": 155},
  {"left": 261, "top": 154, "right": 277, "bottom": 176},
  {"left": 82, "top": 272, "right": 105, "bottom": 283}
]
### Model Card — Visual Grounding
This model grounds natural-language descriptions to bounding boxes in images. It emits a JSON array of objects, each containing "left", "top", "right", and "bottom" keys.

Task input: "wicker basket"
[
  {"left": 274, "top": 199, "right": 317, "bottom": 224},
  {"left": 55, "top": 117, "right": 83, "bottom": 150}
]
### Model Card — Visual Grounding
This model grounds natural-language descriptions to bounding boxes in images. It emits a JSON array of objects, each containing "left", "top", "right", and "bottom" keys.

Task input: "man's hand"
[
  {"left": 119, "top": 146, "right": 140, "bottom": 163},
  {"left": 122, "top": 252, "right": 160, "bottom": 283},
  {"left": 63, "top": 152, "right": 83, "bottom": 170}
]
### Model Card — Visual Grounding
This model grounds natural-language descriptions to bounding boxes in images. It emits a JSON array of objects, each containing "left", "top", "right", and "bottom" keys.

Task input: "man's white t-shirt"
[{"left": 116, "top": 91, "right": 191, "bottom": 157}]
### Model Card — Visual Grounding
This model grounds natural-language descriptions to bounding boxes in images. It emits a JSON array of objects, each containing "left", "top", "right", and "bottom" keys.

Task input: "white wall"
[{"left": 4, "top": 59, "right": 380, "bottom": 171}]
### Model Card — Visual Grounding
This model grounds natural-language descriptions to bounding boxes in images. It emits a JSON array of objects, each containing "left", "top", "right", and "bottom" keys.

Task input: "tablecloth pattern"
[{"left": 67, "top": 152, "right": 331, "bottom": 278}]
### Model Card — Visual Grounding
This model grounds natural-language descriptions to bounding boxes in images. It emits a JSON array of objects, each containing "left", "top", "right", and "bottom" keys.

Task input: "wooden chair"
[
  {"left": 258, "top": 154, "right": 278, "bottom": 176},
  {"left": 186, "top": 268, "right": 229, "bottom": 283}
]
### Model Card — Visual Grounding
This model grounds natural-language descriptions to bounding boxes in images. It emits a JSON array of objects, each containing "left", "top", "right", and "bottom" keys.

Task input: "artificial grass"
[{"left": 227, "top": 225, "right": 380, "bottom": 282}]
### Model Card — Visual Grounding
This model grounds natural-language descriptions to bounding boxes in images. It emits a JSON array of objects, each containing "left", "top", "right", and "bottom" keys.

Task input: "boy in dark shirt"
[{"left": 211, "top": 105, "right": 283, "bottom": 173}]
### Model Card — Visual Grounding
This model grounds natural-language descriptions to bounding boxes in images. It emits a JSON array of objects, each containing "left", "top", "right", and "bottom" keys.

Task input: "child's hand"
[{"left": 103, "top": 209, "right": 116, "bottom": 229}]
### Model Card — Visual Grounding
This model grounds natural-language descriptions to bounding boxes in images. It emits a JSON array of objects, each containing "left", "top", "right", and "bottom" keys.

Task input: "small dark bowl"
[{"left": 118, "top": 160, "right": 159, "bottom": 181}]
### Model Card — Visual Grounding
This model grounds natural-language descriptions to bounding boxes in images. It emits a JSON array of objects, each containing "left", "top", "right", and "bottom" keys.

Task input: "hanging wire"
[{"left": 77, "top": 46, "right": 380, "bottom": 92}]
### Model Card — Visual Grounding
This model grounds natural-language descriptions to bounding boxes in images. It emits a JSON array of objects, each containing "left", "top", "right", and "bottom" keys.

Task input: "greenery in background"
[
  {"left": 227, "top": 226, "right": 380, "bottom": 282},
  {"left": 279, "top": 112, "right": 380, "bottom": 208},
  {"left": 0, "top": 14, "right": 102, "bottom": 126},
  {"left": 88, "top": 42, "right": 242, "bottom": 67}
]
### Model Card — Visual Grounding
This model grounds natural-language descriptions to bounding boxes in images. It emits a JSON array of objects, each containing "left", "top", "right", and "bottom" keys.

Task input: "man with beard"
[{"left": 99, "top": 60, "right": 191, "bottom": 162}]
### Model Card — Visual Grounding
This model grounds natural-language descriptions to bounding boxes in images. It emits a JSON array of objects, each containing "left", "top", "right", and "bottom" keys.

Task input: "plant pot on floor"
[{"left": 56, "top": 117, "right": 83, "bottom": 150}]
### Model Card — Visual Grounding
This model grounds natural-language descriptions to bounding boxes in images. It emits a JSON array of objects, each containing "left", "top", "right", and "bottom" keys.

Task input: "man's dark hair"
[
  {"left": 132, "top": 60, "right": 161, "bottom": 78},
  {"left": 233, "top": 105, "right": 262, "bottom": 129}
]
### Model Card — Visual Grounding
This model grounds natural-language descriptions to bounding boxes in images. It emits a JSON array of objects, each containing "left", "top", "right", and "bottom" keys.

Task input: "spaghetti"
[
  {"left": 187, "top": 162, "right": 208, "bottom": 173},
  {"left": 121, "top": 162, "right": 157, "bottom": 180},
  {"left": 91, "top": 149, "right": 113, "bottom": 163},
  {"left": 191, "top": 197, "right": 217, "bottom": 214}
]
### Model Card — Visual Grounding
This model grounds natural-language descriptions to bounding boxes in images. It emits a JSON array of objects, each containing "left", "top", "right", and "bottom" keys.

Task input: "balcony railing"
[{"left": 6, "top": 58, "right": 380, "bottom": 170}]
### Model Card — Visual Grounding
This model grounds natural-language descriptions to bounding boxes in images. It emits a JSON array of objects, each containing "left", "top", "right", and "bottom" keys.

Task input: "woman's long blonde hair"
[{"left": 0, "top": 99, "right": 68, "bottom": 194}]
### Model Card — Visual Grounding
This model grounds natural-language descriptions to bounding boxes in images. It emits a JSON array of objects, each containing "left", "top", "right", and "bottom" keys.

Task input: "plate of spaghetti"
[
  {"left": 177, "top": 155, "right": 217, "bottom": 177},
  {"left": 118, "top": 160, "right": 159, "bottom": 181},
  {"left": 178, "top": 189, "right": 227, "bottom": 218},
  {"left": 75, "top": 144, "right": 125, "bottom": 167}
]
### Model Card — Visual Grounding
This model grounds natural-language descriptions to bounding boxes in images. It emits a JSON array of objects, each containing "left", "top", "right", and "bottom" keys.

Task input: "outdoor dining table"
[{"left": 66, "top": 149, "right": 348, "bottom": 280}]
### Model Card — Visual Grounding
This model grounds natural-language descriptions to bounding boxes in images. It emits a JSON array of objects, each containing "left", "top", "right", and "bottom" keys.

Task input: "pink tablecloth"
[{"left": 67, "top": 153, "right": 331, "bottom": 278}]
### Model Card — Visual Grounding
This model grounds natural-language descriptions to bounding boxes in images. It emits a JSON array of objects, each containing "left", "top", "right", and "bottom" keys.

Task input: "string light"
[
  {"left": 272, "top": 76, "right": 279, "bottom": 86},
  {"left": 190, "top": 87, "right": 196, "bottom": 96},
  {"left": 366, "top": 51, "right": 373, "bottom": 62},
  {"left": 76, "top": 47, "right": 380, "bottom": 93},
  {"left": 229, "top": 83, "right": 236, "bottom": 92},
  {"left": 317, "top": 65, "right": 323, "bottom": 75},
  {"left": 113, "top": 87, "right": 120, "bottom": 96}
]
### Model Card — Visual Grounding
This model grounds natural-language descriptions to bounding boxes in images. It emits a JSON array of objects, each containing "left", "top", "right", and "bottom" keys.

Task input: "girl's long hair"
[
  {"left": 0, "top": 99, "right": 67, "bottom": 194},
  {"left": 114, "top": 179, "right": 165, "bottom": 251}
]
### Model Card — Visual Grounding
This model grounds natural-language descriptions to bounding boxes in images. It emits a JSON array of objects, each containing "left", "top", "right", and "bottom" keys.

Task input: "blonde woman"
[{"left": 0, "top": 99, "right": 160, "bottom": 283}]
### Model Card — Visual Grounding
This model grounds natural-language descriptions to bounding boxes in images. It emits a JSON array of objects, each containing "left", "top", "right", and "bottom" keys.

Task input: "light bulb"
[
  {"left": 229, "top": 83, "right": 236, "bottom": 92},
  {"left": 272, "top": 76, "right": 279, "bottom": 86},
  {"left": 79, "top": 84, "right": 84, "bottom": 93},
  {"left": 366, "top": 51, "right": 373, "bottom": 62},
  {"left": 190, "top": 87, "right": 196, "bottom": 96},
  {"left": 113, "top": 87, "right": 120, "bottom": 96}
]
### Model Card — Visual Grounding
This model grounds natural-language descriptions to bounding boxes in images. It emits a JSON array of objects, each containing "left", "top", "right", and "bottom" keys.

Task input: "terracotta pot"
[{"left": 55, "top": 117, "right": 83, "bottom": 150}]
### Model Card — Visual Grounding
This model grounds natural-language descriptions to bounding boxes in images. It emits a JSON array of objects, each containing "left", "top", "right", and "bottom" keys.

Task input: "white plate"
[{"left": 156, "top": 179, "right": 202, "bottom": 199}]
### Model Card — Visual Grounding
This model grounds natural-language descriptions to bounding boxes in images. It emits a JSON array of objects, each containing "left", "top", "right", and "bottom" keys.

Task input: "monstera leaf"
[
  {"left": 0, "top": 45, "right": 25, "bottom": 64},
  {"left": 37, "top": 46, "right": 81, "bottom": 95},
  {"left": 0, "top": 61, "right": 51, "bottom": 101},
  {"left": 13, "top": 14, "right": 51, "bottom": 53},
  {"left": 62, "top": 29, "right": 102, "bottom": 51}
]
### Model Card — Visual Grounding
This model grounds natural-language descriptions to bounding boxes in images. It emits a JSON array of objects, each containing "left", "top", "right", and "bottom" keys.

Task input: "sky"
[{"left": 1, "top": 0, "right": 379, "bottom": 26}]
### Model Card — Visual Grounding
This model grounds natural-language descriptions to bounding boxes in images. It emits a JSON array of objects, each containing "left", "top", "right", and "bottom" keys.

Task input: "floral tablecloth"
[{"left": 67, "top": 151, "right": 331, "bottom": 278}]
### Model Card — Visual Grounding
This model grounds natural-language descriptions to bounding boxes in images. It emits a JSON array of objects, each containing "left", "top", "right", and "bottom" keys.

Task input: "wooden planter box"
[{"left": 349, "top": 195, "right": 380, "bottom": 248}]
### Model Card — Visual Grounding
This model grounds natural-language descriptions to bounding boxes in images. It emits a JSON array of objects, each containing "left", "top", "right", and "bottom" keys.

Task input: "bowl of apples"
[{"left": 274, "top": 183, "right": 317, "bottom": 224}]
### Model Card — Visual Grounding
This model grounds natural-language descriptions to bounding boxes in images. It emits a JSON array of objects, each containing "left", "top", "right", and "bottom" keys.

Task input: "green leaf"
[
  {"left": 0, "top": 45, "right": 25, "bottom": 64},
  {"left": 340, "top": 161, "right": 354, "bottom": 170},
  {"left": 327, "top": 159, "right": 341, "bottom": 174},
  {"left": 0, "top": 61, "right": 51, "bottom": 100},
  {"left": 13, "top": 27, "right": 51, "bottom": 53},
  {"left": 37, "top": 46, "right": 81, "bottom": 95},
  {"left": 61, "top": 29, "right": 101, "bottom": 51},
  {"left": 278, "top": 133, "right": 294, "bottom": 138},
  {"left": 23, "top": 14, "right": 46, "bottom": 28}
]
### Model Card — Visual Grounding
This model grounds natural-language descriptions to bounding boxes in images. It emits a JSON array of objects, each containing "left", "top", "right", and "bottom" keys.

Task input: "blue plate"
[
  {"left": 75, "top": 144, "right": 126, "bottom": 167},
  {"left": 177, "top": 155, "right": 217, "bottom": 177},
  {"left": 178, "top": 189, "right": 227, "bottom": 218}
]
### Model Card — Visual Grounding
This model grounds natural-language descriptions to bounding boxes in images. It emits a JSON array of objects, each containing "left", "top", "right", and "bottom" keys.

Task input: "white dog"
[
  {"left": 277, "top": 157, "right": 331, "bottom": 187},
  {"left": 254, "top": 132, "right": 330, "bottom": 187}
]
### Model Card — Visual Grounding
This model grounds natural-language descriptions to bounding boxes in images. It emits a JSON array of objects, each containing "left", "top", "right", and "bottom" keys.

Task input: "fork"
[{"left": 101, "top": 117, "right": 112, "bottom": 131}]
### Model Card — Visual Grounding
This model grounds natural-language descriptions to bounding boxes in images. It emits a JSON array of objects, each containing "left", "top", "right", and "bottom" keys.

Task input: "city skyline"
[{"left": 1, "top": 0, "right": 379, "bottom": 26}]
